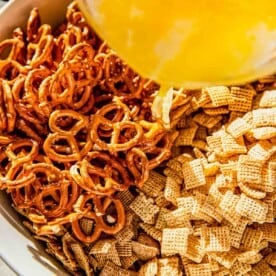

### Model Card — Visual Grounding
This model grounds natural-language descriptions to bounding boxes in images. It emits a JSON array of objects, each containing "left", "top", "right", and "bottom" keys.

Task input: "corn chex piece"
[
  {"left": 252, "top": 108, "right": 276, "bottom": 127},
  {"left": 161, "top": 227, "right": 190, "bottom": 256},
  {"left": 252, "top": 259, "right": 275, "bottom": 275},
  {"left": 129, "top": 193, "right": 159, "bottom": 224},
  {"left": 100, "top": 261, "right": 131, "bottom": 276},
  {"left": 204, "top": 106, "right": 230, "bottom": 115},
  {"left": 208, "top": 248, "right": 239, "bottom": 269},
  {"left": 240, "top": 228, "right": 263, "bottom": 250},
  {"left": 258, "top": 223, "right": 276, "bottom": 242},
  {"left": 201, "top": 226, "right": 230, "bottom": 252},
  {"left": 237, "top": 155, "right": 262, "bottom": 184},
  {"left": 219, "top": 191, "right": 241, "bottom": 226},
  {"left": 121, "top": 255, "right": 139, "bottom": 269},
  {"left": 164, "top": 176, "right": 181, "bottom": 206},
  {"left": 265, "top": 252, "right": 276, "bottom": 266},
  {"left": 117, "top": 190, "right": 135, "bottom": 209},
  {"left": 182, "top": 159, "right": 206, "bottom": 190},
  {"left": 230, "top": 260, "right": 252, "bottom": 276},
  {"left": 204, "top": 86, "right": 231, "bottom": 107},
  {"left": 175, "top": 126, "right": 198, "bottom": 146},
  {"left": 259, "top": 90, "right": 276, "bottom": 107},
  {"left": 193, "top": 113, "right": 223, "bottom": 129},
  {"left": 227, "top": 117, "right": 252, "bottom": 138},
  {"left": 186, "top": 263, "right": 212, "bottom": 276},
  {"left": 139, "top": 223, "right": 162, "bottom": 242},
  {"left": 132, "top": 241, "right": 159, "bottom": 261},
  {"left": 213, "top": 268, "right": 232, "bottom": 276},
  {"left": 115, "top": 241, "right": 132, "bottom": 257},
  {"left": 229, "top": 87, "right": 255, "bottom": 112},
  {"left": 235, "top": 193, "right": 268, "bottom": 222},
  {"left": 192, "top": 88, "right": 212, "bottom": 108},
  {"left": 221, "top": 131, "right": 247, "bottom": 156},
  {"left": 157, "top": 256, "right": 181, "bottom": 276},
  {"left": 155, "top": 192, "right": 170, "bottom": 208},
  {"left": 138, "top": 258, "right": 158, "bottom": 276},
  {"left": 164, "top": 167, "right": 183, "bottom": 184},
  {"left": 238, "top": 250, "right": 262, "bottom": 265},
  {"left": 155, "top": 208, "right": 170, "bottom": 230},
  {"left": 184, "top": 234, "right": 205, "bottom": 263},
  {"left": 140, "top": 171, "right": 166, "bottom": 198},
  {"left": 167, "top": 157, "right": 182, "bottom": 172},
  {"left": 229, "top": 111, "right": 247, "bottom": 123},
  {"left": 114, "top": 225, "right": 135, "bottom": 242}
]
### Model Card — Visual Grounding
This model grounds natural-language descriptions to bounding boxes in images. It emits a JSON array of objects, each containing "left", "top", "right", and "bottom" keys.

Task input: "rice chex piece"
[
  {"left": 184, "top": 234, "right": 205, "bottom": 263},
  {"left": 164, "top": 207, "right": 192, "bottom": 228},
  {"left": 259, "top": 90, "right": 276, "bottom": 107},
  {"left": 129, "top": 193, "right": 159, "bottom": 224},
  {"left": 268, "top": 161, "right": 276, "bottom": 187},
  {"left": 161, "top": 227, "right": 190, "bottom": 256},
  {"left": 155, "top": 208, "right": 170, "bottom": 230},
  {"left": 164, "top": 176, "right": 181, "bottom": 206},
  {"left": 220, "top": 131, "right": 247, "bottom": 156},
  {"left": 235, "top": 193, "right": 268, "bottom": 222},
  {"left": 249, "top": 126, "right": 276, "bottom": 140},
  {"left": 237, "top": 155, "right": 262, "bottom": 184},
  {"left": 209, "top": 248, "right": 239, "bottom": 269},
  {"left": 157, "top": 256, "right": 181, "bottom": 276},
  {"left": 252, "top": 108, "right": 276, "bottom": 127},
  {"left": 227, "top": 117, "right": 252, "bottom": 138},
  {"left": 140, "top": 171, "right": 166, "bottom": 197},
  {"left": 138, "top": 258, "right": 158, "bottom": 276},
  {"left": 247, "top": 140, "right": 274, "bottom": 163},
  {"left": 182, "top": 159, "right": 206, "bottom": 190},
  {"left": 132, "top": 241, "right": 159, "bottom": 261},
  {"left": 219, "top": 191, "right": 241, "bottom": 226},
  {"left": 186, "top": 263, "right": 212, "bottom": 276},
  {"left": 201, "top": 226, "right": 230, "bottom": 252}
]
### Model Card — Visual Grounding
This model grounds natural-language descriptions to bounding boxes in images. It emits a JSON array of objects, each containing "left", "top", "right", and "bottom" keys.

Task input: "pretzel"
[
  {"left": 0, "top": 38, "right": 25, "bottom": 62},
  {"left": 43, "top": 133, "right": 82, "bottom": 162},
  {"left": 71, "top": 194, "right": 125, "bottom": 243},
  {"left": 126, "top": 147, "right": 149, "bottom": 188},
  {"left": 91, "top": 114, "right": 144, "bottom": 152},
  {"left": 49, "top": 109, "right": 89, "bottom": 135},
  {"left": 70, "top": 151, "right": 131, "bottom": 195}
]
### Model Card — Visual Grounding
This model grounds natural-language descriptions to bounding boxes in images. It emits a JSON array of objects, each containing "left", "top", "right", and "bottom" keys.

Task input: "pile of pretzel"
[{"left": 0, "top": 2, "right": 177, "bottom": 245}]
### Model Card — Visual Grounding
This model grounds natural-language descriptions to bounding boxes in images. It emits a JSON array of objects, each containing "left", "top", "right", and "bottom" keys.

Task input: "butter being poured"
[{"left": 77, "top": 0, "right": 276, "bottom": 126}]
